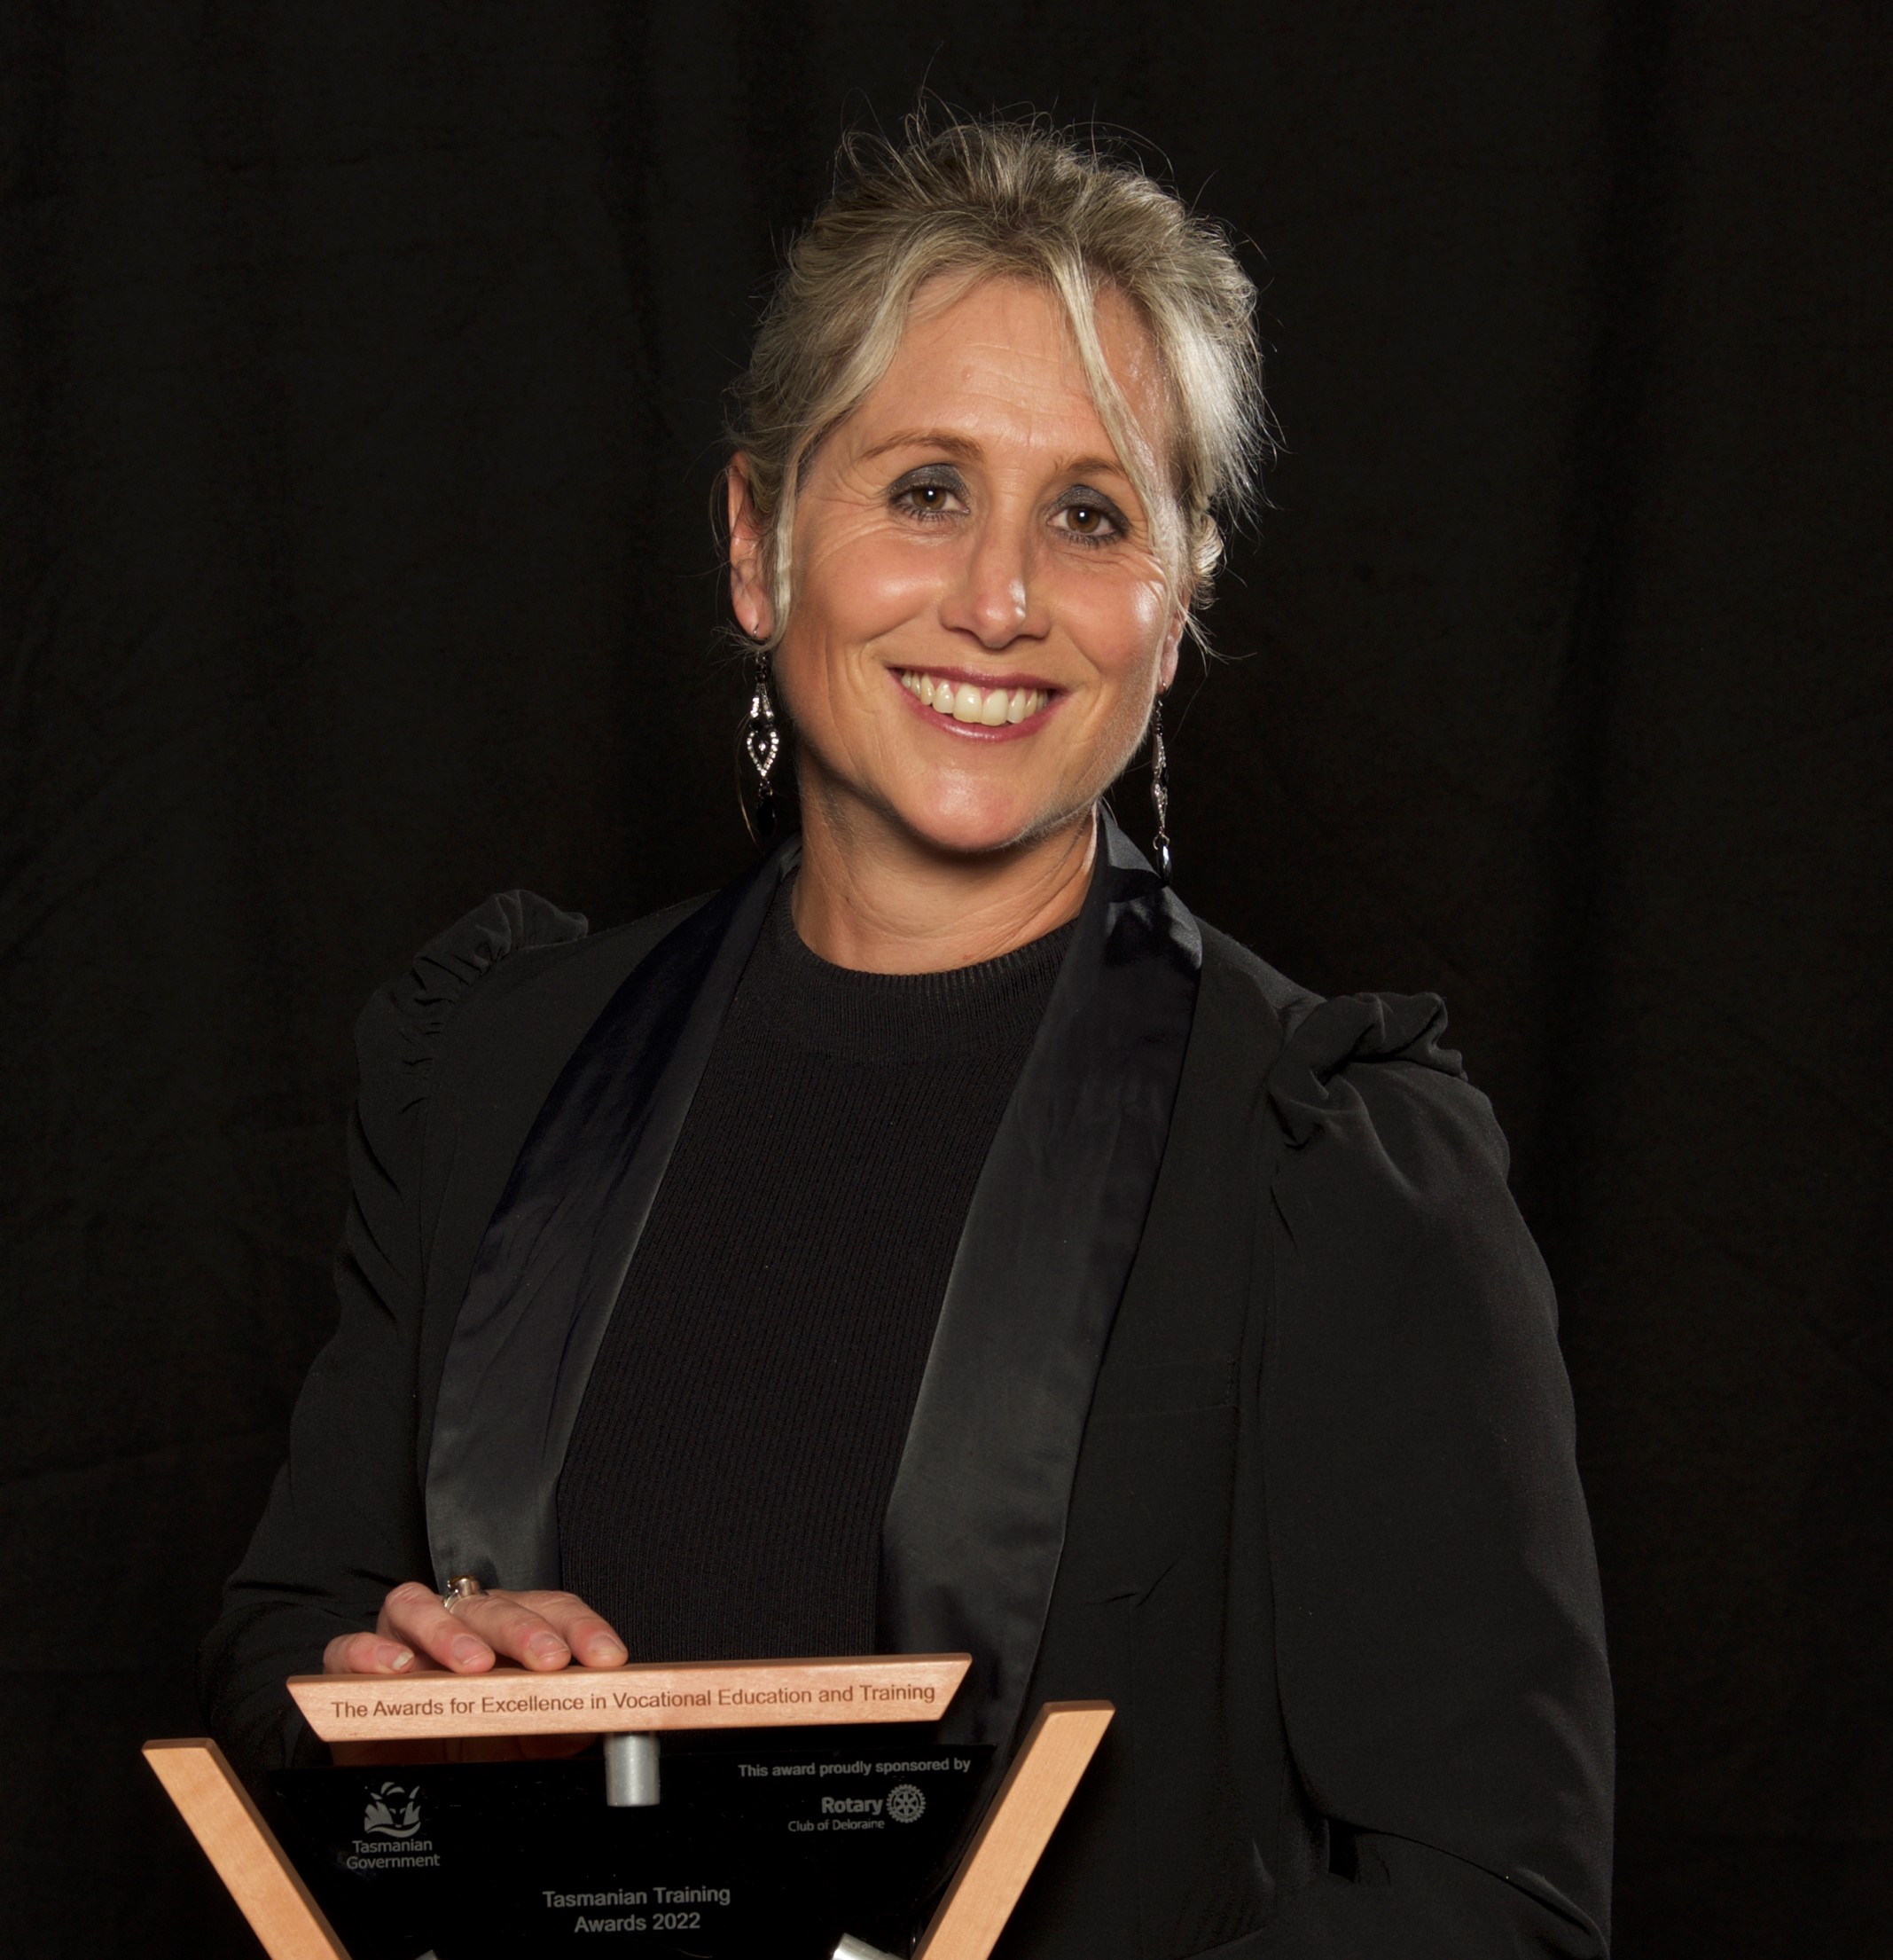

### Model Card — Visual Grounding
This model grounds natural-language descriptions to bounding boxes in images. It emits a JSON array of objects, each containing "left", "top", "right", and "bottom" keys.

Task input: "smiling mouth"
[{"left": 896, "top": 670, "right": 1054, "bottom": 727}]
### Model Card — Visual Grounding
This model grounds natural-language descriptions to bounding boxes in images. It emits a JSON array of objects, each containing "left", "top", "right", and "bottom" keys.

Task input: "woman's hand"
[{"left": 323, "top": 1581, "right": 629, "bottom": 1676}]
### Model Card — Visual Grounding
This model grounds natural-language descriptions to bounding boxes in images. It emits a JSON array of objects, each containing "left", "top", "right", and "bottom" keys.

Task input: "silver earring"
[
  {"left": 743, "top": 647, "right": 781, "bottom": 842},
  {"left": 1149, "top": 694, "right": 1173, "bottom": 882}
]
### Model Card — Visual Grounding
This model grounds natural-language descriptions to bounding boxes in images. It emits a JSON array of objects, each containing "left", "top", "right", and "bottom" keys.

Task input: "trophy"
[{"left": 146, "top": 1654, "right": 1110, "bottom": 1960}]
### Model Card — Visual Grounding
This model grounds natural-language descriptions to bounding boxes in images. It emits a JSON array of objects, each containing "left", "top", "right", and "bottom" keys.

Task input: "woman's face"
[{"left": 731, "top": 275, "right": 1185, "bottom": 860}]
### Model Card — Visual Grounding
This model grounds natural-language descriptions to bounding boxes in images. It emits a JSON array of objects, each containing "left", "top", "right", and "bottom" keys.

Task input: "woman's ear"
[
  {"left": 726, "top": 457, "right": 776, "bottom": 644},
  {"left": 1157, "top": 591, "right": 1191, "bottom": 694}
]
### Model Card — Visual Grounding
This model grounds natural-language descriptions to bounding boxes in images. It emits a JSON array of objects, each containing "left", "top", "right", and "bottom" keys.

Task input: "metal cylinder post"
[{"left": 602, "top": 1730, "right": 660, "bottom": 1807}]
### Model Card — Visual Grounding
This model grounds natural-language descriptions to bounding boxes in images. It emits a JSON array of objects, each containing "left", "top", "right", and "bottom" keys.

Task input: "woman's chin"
[{"left": 888, "top": 790, "right": 1091, "bottom": 863}]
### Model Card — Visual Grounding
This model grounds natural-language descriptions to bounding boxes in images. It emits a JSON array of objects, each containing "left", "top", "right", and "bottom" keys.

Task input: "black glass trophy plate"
[{"left": 269, "top": 1738, "right": 992, "bottom": 1960}]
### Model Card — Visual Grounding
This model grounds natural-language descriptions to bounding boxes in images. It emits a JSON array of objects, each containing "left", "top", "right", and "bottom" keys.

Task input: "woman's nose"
[{"left": 942, "top": 516, "right": 1048, "bottom": 648}]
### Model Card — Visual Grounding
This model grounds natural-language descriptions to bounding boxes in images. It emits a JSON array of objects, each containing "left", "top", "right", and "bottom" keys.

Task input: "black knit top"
[{"left": 556, "top": 882, "right": 1071, "bottom": 1661}]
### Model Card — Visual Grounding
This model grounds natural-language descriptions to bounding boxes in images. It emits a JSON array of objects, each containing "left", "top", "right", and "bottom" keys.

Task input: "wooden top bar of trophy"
[{"left": 288, "top": 1652, "right": 971, "bottom": 1743}]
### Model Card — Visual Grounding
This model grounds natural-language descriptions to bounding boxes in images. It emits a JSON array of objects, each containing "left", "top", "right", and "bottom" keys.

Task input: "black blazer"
[{"left": 203, "top": 821, "right": 1613, "bottom": 1959}]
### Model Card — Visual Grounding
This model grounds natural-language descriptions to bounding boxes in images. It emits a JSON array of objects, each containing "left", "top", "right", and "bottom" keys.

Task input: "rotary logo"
[
  {"left": 886, "top": 1783, "right": 926, "bottom": 1825},
  {"left": 362, "top": 1783, "right": 423, "bottom": 1838}
]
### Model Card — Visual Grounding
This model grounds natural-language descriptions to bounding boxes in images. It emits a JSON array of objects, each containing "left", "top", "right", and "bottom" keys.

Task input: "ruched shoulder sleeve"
[
  {"left": 352, "top": 890, "right": 591, "bottom": 1187},
  {"left": 199, "top": 892, "right": 589, "bottom": 1779},
  {"left": 1258, "top": 993, "right": 1614, "bottom": 1956}
]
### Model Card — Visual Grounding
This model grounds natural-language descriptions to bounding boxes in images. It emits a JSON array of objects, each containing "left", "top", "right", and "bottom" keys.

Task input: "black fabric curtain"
[{"left": 4, "top": 4, "right": 1887, "bottom": 1954}]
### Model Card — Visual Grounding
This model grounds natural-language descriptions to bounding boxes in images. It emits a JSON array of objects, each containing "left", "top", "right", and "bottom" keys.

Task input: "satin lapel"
[
  {"left": 426, "top": 839, "right": 798, "bottom": 1589},
  {"left": 878, "top": 814, "right": 1203, "bottom": 1748}
]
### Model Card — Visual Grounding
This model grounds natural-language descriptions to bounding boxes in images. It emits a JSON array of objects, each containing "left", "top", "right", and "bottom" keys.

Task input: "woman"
[{"left": 204, "top": 119, "right": 1613, "bottom": 1957}]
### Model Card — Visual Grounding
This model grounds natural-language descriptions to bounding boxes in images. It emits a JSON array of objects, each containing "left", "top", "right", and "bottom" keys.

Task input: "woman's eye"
[
  {"left": 1054, "top": 495, "right": 1125, "bottom": 542},
  {"left": 891, "top": 474, "right": 965, "bottom": 519}
]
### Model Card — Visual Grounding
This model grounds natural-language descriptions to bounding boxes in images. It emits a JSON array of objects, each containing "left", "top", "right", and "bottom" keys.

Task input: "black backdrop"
[{"left": 4, "top": 4, "right": 1889, "bottom": 1955}]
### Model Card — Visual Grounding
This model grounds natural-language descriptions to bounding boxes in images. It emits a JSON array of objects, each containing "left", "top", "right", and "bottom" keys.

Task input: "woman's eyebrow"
[
  {"left": 859, "top": 430, "right": 1131, "bottom": 484},
  {"left": 859, "top": 430, "right": 982, "bottom": 465},
  {"left": 1058, "top": 459, "right": 1132, "bottom": 485}
]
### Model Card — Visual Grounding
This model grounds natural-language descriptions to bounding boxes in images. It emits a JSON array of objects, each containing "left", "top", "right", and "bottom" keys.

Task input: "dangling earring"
[
  {"left": 742, "top": 647, "right": 781, "bottom": 843},
  {"left": 1148, "top": 694, "right": 1173, "bottom": 882}
]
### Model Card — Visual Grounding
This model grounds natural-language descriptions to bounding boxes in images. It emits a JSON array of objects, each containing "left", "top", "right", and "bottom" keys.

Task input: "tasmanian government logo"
[
  {"left": 363, "top": 1784, "right": 423, "bottom": 1838},
  {"left": 886, "top": 1784, "right": 926, "bottom": 1825}
]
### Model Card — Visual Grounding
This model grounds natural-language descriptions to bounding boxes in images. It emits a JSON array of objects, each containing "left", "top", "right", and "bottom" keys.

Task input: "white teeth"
[{"left": 899, "top": 671, "right": 1050, "bottom": 726}]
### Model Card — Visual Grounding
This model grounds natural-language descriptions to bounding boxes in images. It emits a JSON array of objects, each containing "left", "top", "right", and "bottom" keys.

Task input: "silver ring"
[{"left": 442, "top": 1573, "right": 483, "bottom": 1615}]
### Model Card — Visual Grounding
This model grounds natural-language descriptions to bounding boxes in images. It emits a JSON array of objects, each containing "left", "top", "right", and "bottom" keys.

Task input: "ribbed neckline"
[{"left": 742, "top": 880, "right": 1075, "bottom": 1061}]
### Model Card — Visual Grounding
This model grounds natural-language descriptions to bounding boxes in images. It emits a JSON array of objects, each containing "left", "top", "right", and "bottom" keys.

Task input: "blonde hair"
[{"left": 728, "top": 114, "right": 1266, "bottom": 647}]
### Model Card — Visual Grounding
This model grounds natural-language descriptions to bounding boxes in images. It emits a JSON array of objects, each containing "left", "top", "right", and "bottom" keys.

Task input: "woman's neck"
[{"left": 789, "top": 798, "right": 1095, "bottom": 975}]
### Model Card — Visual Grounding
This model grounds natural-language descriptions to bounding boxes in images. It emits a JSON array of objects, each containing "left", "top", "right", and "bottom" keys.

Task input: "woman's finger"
[
  {"left": 377, "top": 1580, "right": 498, "bottom": 1673},
  {"left": 357, "top": 1580, "right": 620, "bottom": 1674},
  {"left": 440, "top": 1589, "right": 574, "bottom": 1670},
  {"left": 323, "top": 1629, "right": 417, "bottom": 1675},
  {"left": 511, "top": 1589, "right": 628, "bottom": 1667}
]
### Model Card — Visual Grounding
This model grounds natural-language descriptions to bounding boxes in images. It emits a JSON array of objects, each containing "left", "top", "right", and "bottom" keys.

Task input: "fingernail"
[
  {"left": 451, "top": 1636, "right": 486, "bottom": 1666},
  {"left": 528, "top": 1634, "right": 567, "bottom": 1663},
  {"left": 388, "top": 1647, "right": 415, "bottom": 1671},
  {"left": 593, "top": 1639, "right": 627, "bottom": 1665}
]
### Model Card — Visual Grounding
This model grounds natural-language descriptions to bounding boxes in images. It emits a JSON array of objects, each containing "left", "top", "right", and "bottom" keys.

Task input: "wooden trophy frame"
[{"left": 146, "top": 1654, "right": 1110, "bottom": 1960}]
